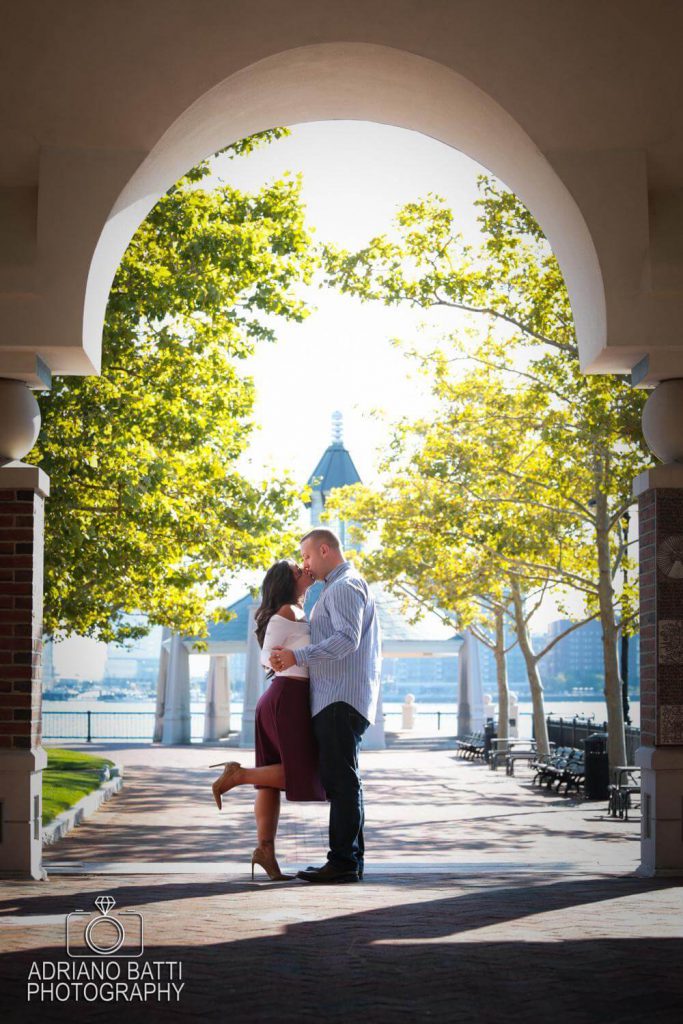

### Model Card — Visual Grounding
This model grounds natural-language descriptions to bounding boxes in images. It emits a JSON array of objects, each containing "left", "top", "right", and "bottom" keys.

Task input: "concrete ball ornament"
[
  {"left": 641, "top": 379, "right": 683, "bottom": 465},
  {"left": 0, "top": 380, "right": 41, "bottom": 462}
]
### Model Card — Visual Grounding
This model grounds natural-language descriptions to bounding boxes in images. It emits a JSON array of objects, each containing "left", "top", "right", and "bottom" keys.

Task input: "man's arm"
[{"left": 293, "top": 581, "right": 365, "bottom": 667}]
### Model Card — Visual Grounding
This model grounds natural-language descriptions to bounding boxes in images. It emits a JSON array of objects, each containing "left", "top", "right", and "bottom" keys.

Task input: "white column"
[
  {"left": 160, "top": 633, "right": 191, "bottom": 745},
  {"left": 468, "top": 632, "right": 485, "bottom": 732},
  {"left": 152, "top": 626, "right": 171, "bottom": 743},
  {"left": 457, "top": 630, "right": 485, "bottom": 737},
  {"left": 239, "top": 604, "right": 266, "bottom": 747},
  {"left": 362, "top": 685, "right": 386, "bottom": 749},
  {"left": 203, "top": 655, "right": 231, "bottom": 741}
]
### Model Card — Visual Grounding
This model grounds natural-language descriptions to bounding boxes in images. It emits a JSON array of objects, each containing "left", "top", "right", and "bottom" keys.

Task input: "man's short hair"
[{"left": 300, "top": 527, "right": 342, "bottom": 551}]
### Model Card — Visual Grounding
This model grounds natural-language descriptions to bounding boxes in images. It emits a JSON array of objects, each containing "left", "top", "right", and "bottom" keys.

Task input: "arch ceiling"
[{"left": 86, "top": 44, "right": 605, "bottom": 375}]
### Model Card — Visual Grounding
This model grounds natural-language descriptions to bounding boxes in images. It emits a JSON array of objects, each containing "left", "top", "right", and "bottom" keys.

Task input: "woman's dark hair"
[{"left": 254, "top": 559, "right": 298, "bottom": 649}]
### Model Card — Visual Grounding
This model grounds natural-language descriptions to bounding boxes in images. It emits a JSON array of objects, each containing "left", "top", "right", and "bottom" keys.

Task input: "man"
[{"left": 270, "top": 527, "right": 381, "bottom": 883}]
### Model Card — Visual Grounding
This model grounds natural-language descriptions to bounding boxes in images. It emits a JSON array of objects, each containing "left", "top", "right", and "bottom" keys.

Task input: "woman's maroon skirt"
[{"left": 254, "top": 675, "right": 326, "bottom": 802}]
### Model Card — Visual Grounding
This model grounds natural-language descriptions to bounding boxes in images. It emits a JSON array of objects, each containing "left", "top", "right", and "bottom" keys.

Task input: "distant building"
[
  {"left": 103, "top": 617, "right": 162, "bottom": 688},
  {"left": 541, "top": 618, "right": 640, "bottom": 692},
  {"left": 478, "top": 630, "right": 545, "bottom": 693},
  {"left": 541, "top": 618, "right": 604, "bottom": 686},
  {"left": 478, "top": 616, "right": 640, "bottom": 697}
]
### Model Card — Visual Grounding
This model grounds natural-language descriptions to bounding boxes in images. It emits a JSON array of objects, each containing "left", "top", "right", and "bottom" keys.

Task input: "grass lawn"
[{"left": 42, "top": 748, "right": 116, "bottom": 826}]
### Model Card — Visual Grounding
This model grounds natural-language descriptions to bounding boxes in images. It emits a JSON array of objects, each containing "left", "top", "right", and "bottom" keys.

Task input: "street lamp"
[{"left": 621, "top": 509, "right": 632, "bottom": 726}]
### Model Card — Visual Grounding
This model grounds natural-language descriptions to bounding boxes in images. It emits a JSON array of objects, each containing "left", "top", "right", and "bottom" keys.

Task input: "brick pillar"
[
  {"left": 0, "top": 463, "right": 49, "bottom": 880},
  {"left": 635, "top": 465, "right": 683, "bottom": 877}
]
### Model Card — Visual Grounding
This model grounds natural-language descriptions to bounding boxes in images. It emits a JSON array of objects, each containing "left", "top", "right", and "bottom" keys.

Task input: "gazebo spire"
[{"left": 331, "top": 410, "right": 343, "bottom": 444}]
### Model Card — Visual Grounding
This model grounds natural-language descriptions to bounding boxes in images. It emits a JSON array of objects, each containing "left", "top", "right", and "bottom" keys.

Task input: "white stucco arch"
[{"left": 85, "top": 42, "right": 605, "bottom": 372}]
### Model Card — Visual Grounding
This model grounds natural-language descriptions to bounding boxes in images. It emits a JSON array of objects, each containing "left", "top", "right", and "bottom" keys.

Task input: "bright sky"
[
  {"left": 210, "top": 121, "right": 486, "bottom": 486},
  {"left": 53, "top": 121, "right": 570, "bottom": 679}
]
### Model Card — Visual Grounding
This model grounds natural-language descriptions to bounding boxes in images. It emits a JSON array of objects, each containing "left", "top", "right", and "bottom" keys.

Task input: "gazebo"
[{"left": 154, "top": 415, "right": 478, "bottom": 749}]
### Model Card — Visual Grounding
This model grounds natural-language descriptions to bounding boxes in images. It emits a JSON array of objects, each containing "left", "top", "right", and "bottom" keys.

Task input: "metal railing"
[
  {"left": 43, "top": 710, "right": 242, "bottom": 742},
  {"left": 43, "top": 709, "right": 462, "bottom": 741},
  {"left": 383, "top": 711, "right": 459, "bottom": 732},
  {"left": 44, "top": 708, "right": 537, "bottom": 740},
  {"left": 546, "top": 715, "right": 641, "bottom": 765}
]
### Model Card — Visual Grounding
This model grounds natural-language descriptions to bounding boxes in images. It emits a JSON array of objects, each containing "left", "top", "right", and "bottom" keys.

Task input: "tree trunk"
[
  {"left": 494, "top": 605, "right": 510, "bottom": 747},
  {"left": 595, "top": 492, "right": 627, "bottom": 771},
  {"left": 510, "top": 578, "right": 550, "bottom": 755}
]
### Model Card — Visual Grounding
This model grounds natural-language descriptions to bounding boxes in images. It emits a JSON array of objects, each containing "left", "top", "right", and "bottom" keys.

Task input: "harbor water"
[{"left": 42, "top": 697, "right": 640, "bottom": 743}]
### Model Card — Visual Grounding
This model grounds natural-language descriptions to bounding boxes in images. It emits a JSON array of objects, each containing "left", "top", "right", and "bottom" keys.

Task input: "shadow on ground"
[{"left": 2, "top": 874, "right": 682, "bottom": 1023}]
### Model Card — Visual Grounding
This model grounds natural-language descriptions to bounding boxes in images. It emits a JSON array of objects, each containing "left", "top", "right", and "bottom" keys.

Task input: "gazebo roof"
[
  {"left": 190, "top": 583, "right": 461, "bottom": 658},
  {"left": 306, "top": 442, "right": 361, "bottom": 503},
  {"left": 372, "top": 583, "right": 462, "bottom": 657},
  {"left": 198, "top": 593, "right": 257, "bottom": 651}
]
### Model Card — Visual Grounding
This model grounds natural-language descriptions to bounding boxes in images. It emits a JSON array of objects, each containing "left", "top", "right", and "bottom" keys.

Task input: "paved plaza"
[{"left": 1, "top": 739, "right": 682, "bottom": 1022}]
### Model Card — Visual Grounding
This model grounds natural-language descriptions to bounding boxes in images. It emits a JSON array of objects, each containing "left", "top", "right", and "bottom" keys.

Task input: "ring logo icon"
[{"left": 66, "top": 896, "right": 144, "bottom": 958}]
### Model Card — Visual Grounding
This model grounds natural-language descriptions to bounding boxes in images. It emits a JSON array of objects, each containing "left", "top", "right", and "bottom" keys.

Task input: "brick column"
[
  {"left": 0, "top": 463, "right": 49, "bottom": 880},
  {"left": 635, "top": 465, "right": 683, "bottom": 877}
]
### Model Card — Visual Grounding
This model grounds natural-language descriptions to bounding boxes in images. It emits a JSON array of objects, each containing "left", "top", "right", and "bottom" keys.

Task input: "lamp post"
[{"left": 621, "top": 510, "right": 632, "bottom": 726}]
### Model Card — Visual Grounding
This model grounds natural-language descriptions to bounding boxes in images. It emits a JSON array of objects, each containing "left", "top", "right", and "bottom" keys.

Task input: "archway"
[
  {"left": 80, "top": 43, "right": 612, "bottom": 867},
  {"left": 85, "top": 43, "right": 605, "bottom": 378},
  {"left": 8, "top": 39, "right": 675, "bottom": 883}
]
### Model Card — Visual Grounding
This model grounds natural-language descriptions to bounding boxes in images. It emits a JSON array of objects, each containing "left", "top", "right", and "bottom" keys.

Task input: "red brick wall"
[
  {"left": 0, "top": 488, "right": 44, "bottom": 749},
  {"left": 638, "top": 489, "right": 656, "bottom": 746},
  {"left": 638, "top": 487, "right": 683, "bottom": 746}
]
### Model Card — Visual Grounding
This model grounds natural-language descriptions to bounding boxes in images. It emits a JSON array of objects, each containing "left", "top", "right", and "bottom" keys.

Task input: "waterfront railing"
[{"left": 545, "top": 715, "right": 641, "bottom": 764}]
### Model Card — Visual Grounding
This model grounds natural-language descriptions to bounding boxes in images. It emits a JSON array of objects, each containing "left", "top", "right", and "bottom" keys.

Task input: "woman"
[{"left": 209, "top": 559, "right": 326, "bottom": 881}]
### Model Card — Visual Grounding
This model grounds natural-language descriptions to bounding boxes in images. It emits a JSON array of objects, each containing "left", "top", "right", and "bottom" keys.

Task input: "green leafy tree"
[
  {"left": 31, "top": 130, "right": 316, "bottom": 644},
  {"left": 324, "top": 179, "right": 648, "bottom": 768},
  {"left": 327, "top": 361, "right": 597, "bottom": 756}
]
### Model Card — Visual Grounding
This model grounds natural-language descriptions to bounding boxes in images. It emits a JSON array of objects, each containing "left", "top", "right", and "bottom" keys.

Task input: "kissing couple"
[{"left": 210, "top": 527, "right": 382, "bottom": 884}]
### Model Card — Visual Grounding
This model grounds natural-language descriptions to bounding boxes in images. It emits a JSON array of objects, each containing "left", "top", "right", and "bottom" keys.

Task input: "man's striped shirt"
[{"left": 293, "top": 561, "right": 382, "bottom": 723}]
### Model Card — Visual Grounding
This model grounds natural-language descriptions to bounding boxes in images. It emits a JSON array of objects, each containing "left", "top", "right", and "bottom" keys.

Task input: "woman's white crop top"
[{"left": 260, "top": 614, "right": 311, "bottom": 678}]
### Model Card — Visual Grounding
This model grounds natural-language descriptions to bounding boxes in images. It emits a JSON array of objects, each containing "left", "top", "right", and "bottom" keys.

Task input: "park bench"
[
  {"left": 531, "top": 747, "right": 585, "bottom": 795},
  {"left": 505, "top": 742, "right": 544, "bottom": 776},
  {"left": 608, "top": 766, "right": 641, "bottom": 821},
  {"left": 487, "top": 738, "right": 538, "bottom": 773},
  {"left": 455, "top": 731, "right": 486, "bottom": 760}
]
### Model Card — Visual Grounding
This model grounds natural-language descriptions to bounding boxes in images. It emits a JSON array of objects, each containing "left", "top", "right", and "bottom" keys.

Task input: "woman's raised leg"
[{"left": 212, "top": 762, "right": 286, "bottom": 805}]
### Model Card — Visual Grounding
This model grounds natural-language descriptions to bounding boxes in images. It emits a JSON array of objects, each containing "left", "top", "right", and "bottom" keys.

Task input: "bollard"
[
  {"left": 401, "top": 694, "right": 416, "bottom": 730},
  {"left": 509, "top": 691, "right": 519, "bottom": 738}
]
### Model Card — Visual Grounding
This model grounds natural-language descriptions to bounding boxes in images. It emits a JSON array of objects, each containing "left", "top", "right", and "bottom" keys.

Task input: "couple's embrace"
[{"left": 210, "top": 528, "right": 382, "bottom": 884}]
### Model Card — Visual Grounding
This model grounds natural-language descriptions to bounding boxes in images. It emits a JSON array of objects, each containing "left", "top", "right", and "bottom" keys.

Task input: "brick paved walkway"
[{"left": 1, "top": 741, "right": 682, "bottom": 1023}]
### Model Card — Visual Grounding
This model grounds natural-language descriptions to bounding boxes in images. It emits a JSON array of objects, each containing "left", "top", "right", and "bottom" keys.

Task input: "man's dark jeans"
[{"left": 312, "top": 701, "right": 370, "bottom": 874}]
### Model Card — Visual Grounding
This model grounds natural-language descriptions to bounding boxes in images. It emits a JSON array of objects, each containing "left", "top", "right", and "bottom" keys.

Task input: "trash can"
[
  {"left": 483, "top": 719, "right": 497, "bottom": 762},
  {"left": 584, "top": 732, "right": 609, "bottom": 800}
]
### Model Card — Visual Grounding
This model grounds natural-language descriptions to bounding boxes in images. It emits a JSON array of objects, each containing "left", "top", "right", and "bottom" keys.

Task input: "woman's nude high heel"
[
  {"left": 209, "top": 761, "right": 241, "bottom": 810},
  {"left": 251, "top": 845, "right": 293, "bottom": 882}
]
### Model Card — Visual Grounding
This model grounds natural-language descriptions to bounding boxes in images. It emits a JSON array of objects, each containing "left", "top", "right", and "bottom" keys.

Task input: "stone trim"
[{"left": 42, "top": 767, "right": 124, "bottom": 846}]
